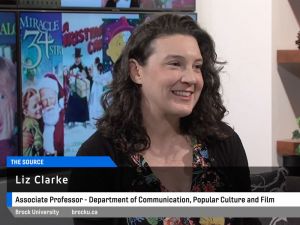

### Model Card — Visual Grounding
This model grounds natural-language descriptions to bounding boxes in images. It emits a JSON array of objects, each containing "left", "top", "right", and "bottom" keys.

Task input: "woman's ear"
[{"left": 129, "top": 59, "right": 143, "bottom": 85}]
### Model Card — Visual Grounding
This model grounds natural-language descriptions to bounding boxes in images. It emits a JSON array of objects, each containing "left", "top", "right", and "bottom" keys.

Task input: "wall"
[
  {"left": 272, "top": 0, "right": 300, "bottom": 166},
  {"left": 196, "top": 0, "right": 273, "bottom": 166}
]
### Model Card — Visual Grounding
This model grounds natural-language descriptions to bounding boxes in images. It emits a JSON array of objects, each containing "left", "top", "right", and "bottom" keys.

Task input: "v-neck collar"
[{"left": 130, "top": 139, "right": 217, "bottom": 192}]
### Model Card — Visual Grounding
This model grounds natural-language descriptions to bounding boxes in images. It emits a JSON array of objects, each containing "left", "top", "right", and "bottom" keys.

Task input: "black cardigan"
[{"left": 71, "top": 127, "right": 261, "bottom": 225}]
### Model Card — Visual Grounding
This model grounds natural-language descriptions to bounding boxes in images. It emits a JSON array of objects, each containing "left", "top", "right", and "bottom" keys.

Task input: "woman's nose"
[{"left": 181, "top": 68, "right": 197, "bottom": 84}]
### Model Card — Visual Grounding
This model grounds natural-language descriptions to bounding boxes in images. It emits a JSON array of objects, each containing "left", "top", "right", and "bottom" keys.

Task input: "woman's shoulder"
[
  {"left": 207, "top": 123, "right": 251, "bottom": 192},
  {"left": 215, "top": 122, "right": 242, "bottom": 146},
  {"left": 77, "top": 130, "right": 113, "bottom": 156},
  {"left": 208, "top": 122, "right": 248, "bottom": 167},
  {"left": 77, "top": 130, "right": 132, "bottom": 166}
]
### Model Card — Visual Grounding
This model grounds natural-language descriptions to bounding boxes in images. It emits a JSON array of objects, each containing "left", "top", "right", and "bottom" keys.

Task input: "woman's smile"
[{"left": 171, "top": 90, "right": 194, "bottom": 98}]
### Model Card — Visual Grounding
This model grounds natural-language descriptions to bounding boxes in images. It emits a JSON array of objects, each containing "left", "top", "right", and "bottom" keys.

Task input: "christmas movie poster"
[
  {"left": 0, "top": 12, "right": 17, "bottom": 167},
  {"left": 20, "top": 12, "right": 64, "bottom": 157},
  {"left": 62, "top": 13, "right": 140, "bottom": 156}
]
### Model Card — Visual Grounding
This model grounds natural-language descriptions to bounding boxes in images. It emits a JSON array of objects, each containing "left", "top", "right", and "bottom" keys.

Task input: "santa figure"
[{"left": 38, "top": 73, "right": 64, "bottom": 156}]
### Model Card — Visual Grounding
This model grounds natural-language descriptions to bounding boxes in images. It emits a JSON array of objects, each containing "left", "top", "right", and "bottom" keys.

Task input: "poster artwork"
[
  {"left": 62, "top": 13, "right": 140, "bottom": 156},
  {"left": 20, "top": 12, "right": 64, "bottom": 156},
  {"left": 0, "top": 12, "right": 17, "bottom": 167}
]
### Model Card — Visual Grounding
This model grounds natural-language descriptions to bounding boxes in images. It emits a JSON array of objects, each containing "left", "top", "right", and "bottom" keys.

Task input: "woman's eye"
[
  {"left": 168, "top": 61, "right": 181, "bottom": 67},
  {"left": 194, "top": 64, "right": 202, "bottom": 71}
]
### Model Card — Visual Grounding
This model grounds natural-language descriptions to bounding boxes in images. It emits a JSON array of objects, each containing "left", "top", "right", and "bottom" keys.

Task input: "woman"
[{"left": 72, "top": 14, "right": 260, "bottom": 225}]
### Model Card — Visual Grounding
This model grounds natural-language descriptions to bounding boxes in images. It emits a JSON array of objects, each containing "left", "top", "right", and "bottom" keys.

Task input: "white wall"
[{"left": 196, "top": 0, "right": 273, "bottom": 166}]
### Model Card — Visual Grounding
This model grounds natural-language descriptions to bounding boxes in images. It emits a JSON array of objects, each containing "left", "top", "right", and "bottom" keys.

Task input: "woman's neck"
[
  {"left": 142, "top": 115, "right": 193, "bottom": 190},
  {"left": 142, "top": 112, "right": 192, "bottom": 162},
  {"left": 143, "top": 111, "right": 180, "bottom": 142}
]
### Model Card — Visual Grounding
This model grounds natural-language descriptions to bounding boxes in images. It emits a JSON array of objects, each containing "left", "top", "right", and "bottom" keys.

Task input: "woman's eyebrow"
[
  {"left": 164, "top": 55, "right": 203, "bottom": 62},
  {"left": 164, "top": 55, "right": 185, "bottom": 60}
]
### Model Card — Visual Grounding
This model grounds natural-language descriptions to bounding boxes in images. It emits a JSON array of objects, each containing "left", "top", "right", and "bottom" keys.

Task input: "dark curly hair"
[{"left": 97, "top": 13, "right": 228, "bottom": 154}]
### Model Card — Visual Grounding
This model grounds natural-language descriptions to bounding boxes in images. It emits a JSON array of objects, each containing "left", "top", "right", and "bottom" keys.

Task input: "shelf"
[
  {"left": 277, "top": 139, "right": 300, "bottom": 156},
  {"left": 277, "top": 50, "right": 300, "bottom": 63},
  {"left": 277, "top": 50, "right": 300, "bottom": 77}
]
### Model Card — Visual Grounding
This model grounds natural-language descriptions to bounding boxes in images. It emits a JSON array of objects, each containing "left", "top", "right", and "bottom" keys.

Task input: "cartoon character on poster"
[
  {"left": 102, "top": 16, "right": 134, "bottom": 87},
  {"left": 88, "top": 16, "right": 140, "bottom": 125}
]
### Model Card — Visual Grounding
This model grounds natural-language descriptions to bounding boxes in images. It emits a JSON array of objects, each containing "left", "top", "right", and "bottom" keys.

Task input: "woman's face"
[{"left": 137, "top": 34, "right": 204, "bottom": 119}]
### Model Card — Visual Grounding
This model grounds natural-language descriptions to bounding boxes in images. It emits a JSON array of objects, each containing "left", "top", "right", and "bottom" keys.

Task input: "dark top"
[{"left": 71, "top": 125, "right": 261, "bottom": 225}]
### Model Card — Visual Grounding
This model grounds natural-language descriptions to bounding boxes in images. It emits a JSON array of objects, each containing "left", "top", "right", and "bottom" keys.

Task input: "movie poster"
[
  {"left": 0, "top": 12, "right": 17, "bottom": 167},
  {"left": 62, "top": 13, "right": 140, "bottom": 156},
  {"left": 20, "top": 12, "right": 64, "bottom": 156}
]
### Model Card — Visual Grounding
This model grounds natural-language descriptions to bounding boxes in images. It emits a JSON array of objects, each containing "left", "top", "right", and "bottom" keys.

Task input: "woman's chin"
[{"left": 170, "top": 108, "right": 193, "bottom": 118}]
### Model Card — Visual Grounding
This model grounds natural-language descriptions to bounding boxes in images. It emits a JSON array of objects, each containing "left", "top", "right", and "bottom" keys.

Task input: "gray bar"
[{"left": 8, "top": 207, "right": 300, "bottom": 218}]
